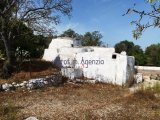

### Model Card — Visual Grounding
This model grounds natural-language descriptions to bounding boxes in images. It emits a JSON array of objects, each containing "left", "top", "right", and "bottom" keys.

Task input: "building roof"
[{"left": 56, "top": 37, "right": 76, "bottom": 41}]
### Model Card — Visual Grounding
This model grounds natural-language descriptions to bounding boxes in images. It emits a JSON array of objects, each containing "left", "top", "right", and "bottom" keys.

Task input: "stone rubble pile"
[
  {"left": 150, "top": 74, "right": 160, "bottom": 80},
  {"left": 0, "top": 75, "right": 63, "bottom": 92}
]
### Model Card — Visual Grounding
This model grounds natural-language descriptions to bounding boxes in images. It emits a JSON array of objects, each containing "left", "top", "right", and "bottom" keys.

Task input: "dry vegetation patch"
[
  {"left": 0, "top": 83, "right": 159, "bottom": 120},
  {"left": 0, "top": 60, "right": 160, "bottom": 119},
  {"left": 0, "top": 60, "right": 59, "bottom": 84}
]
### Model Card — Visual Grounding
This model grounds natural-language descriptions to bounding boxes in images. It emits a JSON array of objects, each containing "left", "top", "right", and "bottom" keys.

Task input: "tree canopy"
[
  {"left": 82, "top": 31, "right": 103, "bottom": 46},
  {"left": 115, "top": 40, "right": 146, "bottom": 65},
  {"left": 145, "top": 43, "right": 160, "bottom": 66},
  {"left": 0, "top": 0, "right": 72, "bottom": 58},
  {"left": 59, "top": 29, "right": 82, "bottom": 39},
  {"left": 115, "top": 40, "right": 134, "bottom": 56},
  {"left": 0, "top": 0, "right": 72, "bottom": 77},
  {"left": 59, "top": 29, "right": 103, "bottom": 46},
  {"left": 0, "top": 0, "right": 72, "bottom": 34}
]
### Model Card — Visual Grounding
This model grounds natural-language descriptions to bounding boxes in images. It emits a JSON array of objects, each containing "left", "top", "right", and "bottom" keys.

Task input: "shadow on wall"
[
  {"left": 126, "top": 64, "right": 135, "bottom": 87},
  {"left": 53, "top": 55, "right": 62, "bottom": 69}
]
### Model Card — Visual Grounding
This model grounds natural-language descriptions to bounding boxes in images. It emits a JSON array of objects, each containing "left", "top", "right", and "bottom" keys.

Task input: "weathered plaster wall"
[
  {"left": 43, "top": 37, "right": 82, "bottom": 61},
  {"left": 42, "top": 37, "right": 135, "bottom": 85},
  {"left": 91, "top": 47, "right": 115, "bottom": 53},
  {"left": 48, "top": 37, "right": 81, "bottom": 49},
  {"left": 43, "top": 48, "right": 58, "bottom": 61},
  {"left": 74, "top": 52, "right": 131, "bottom": 85},
  {"left": 54, "top": 51, "right": 135, "bottom": 85}
]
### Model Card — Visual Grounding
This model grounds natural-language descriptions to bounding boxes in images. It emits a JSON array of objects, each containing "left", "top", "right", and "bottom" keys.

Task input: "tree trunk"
[
  {"left": 1, "top": 20, "right": 15, "bottom": 65},
  {"left": 1, "top": 19, "right": 16, "bottom": 78},
  {"left": 1, "top": 35, "right": 16, "bottom": 78},
  {"left": 2, "top": 36, "right": 15, "bottom": 65}
]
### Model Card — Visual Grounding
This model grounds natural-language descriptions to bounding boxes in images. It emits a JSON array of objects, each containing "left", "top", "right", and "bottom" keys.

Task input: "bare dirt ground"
[{"left": 0, "top": 83, "right": 160, "bottom": 120}]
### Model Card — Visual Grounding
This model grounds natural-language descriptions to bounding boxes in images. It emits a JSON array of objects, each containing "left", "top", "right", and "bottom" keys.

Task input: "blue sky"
[{"left": 56, "top": 0, "right": 160, "bottom": 50}]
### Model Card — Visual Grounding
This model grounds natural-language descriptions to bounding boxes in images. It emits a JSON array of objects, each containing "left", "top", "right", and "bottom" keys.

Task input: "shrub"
[{"left": 145, "top": 82, "right": 160, "bottom": 93}]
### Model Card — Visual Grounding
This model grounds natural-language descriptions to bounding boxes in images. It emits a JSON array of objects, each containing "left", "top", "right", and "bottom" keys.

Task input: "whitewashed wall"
[
  {"left": 91, "top": 47, "right": 115, "bottom": 53},
  {"left": 59, "top": 48, "right": 87, "bottom": 54},
  {"left": 43, "top": 37, "right": 81, "bottom": 61},
  {"left": 48, "top": 37, "right": 81, "bottom": 49},
  {"left": 74, "top": 52, "right": 132, "bottom": 85},
  {"left": 43, "top": 37, "right": 135, "bottom": 85},
  {"left": 59, "top": 52, "right": 135, "bottom": 85},
  {"left": 43, "top": 48, "right": 58, "bottom": 61}
]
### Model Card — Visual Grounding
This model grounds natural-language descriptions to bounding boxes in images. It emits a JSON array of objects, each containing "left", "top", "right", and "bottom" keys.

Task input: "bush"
[{"left": 145, "top": 82, "right": 160, "bottom": 93}]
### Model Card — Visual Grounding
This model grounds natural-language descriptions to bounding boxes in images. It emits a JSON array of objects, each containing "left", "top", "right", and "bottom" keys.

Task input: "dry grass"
[
  {"left": 0, "top": 83, "right": 159, "bottom": 120},
  {"left": 145, "top": 82, "right": 160, "bottom": 93},
  {"left": 0, "top": 60, "right": 160, "bottom": 119},
  {"left": 107, "top": 89, "right": 160, "bottom": 120},
  {"left": 0, "top": 59, "right": 59, "bottom": 84},
  {"left": 0, "top": 101, "right": 20, "bottom": 120}
]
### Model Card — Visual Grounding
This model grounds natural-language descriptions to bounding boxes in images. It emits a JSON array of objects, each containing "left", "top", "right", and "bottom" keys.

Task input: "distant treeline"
[
  {"left": 0, "top": 27, "right": 159, "bottom": 66},
  {"left": 115, "top": 40, "right": 160, "bottom": 66}
]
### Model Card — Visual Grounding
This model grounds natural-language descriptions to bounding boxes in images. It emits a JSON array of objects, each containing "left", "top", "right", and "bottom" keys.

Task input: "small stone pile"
[
  {"left": 150, "top": 74, "right": 160, "bottom": 80},
  {"left": 0, "top": 75, "right": 63, "bottom": 92}
]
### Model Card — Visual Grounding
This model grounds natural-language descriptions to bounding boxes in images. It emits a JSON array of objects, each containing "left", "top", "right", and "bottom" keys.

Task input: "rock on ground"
[{"left": 25, "top": 117, "right": 38, "bottom": 120}]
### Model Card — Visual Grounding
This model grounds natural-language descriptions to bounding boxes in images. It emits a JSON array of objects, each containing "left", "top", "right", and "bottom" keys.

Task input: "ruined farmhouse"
[{"left": 43, "top": 37, "right": 135, "bottom": 85}]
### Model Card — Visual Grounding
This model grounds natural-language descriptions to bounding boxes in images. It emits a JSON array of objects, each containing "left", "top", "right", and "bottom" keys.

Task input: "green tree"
[
  {"left": 132, "top": 45, "right": 146, "bottom": 65},
  {"left": 115, "top": 40, "right": 145, "bottom": 65},
  {"left": 29, "top": 35, "right": 50, "bottom": 58},
  {"left": 82, "top": 31, "right": 102, "bottom": 46},
  {"left": 0, "top": 0, "right": 72, "bottom": 77},
  {"left": 145, "top": 44, "right": 160, "bottom": 66},
  {"left": 60, "top": 29, "right": 82, "bottom": 39},
  {"left": 115, "top": 40, "right": 134, "bottom": 56},
  {"left": 1, "top": 21, "right": 51, "bottom": 59}
]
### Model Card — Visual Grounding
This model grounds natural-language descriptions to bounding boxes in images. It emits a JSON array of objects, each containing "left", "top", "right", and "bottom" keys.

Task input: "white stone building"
[{"left": 43, "top": 37, "right": 135, "bottom": 86}]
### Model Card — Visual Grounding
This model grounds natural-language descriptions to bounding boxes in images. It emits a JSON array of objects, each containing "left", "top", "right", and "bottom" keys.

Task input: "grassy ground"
[{"left": 0, "top": 60, "right": 160, "bottom": 120}]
